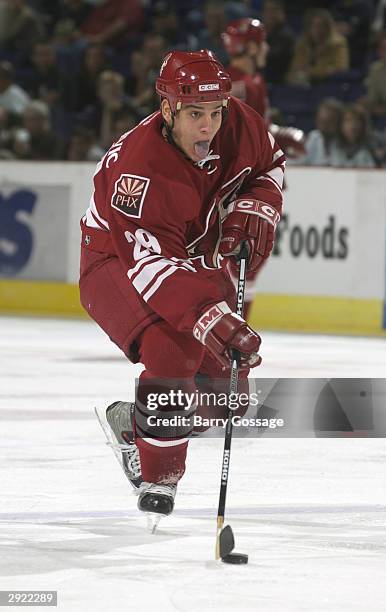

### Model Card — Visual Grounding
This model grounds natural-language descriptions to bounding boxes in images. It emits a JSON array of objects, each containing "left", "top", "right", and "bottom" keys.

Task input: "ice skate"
[
  {"left": 138, "top": 483, "right": 177, "bottom": 533},
  {"left": 95, "top": 401, "right": 142, "bottom": 491}
]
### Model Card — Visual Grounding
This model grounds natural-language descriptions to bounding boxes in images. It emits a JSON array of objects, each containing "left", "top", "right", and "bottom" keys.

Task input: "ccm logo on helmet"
[{"left": 198, "top": 83, "right": 220, "bottom": 91}]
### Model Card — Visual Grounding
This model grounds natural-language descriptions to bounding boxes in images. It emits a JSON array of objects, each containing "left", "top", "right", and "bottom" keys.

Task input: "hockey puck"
[{"left": 221, "top": 553, "right": 249, "bottom": 565}]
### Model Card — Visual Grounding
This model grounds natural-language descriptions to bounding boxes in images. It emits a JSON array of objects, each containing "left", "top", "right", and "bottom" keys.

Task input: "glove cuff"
[{"left": 193, "top": 301, "right": 232, "bottom": 344}]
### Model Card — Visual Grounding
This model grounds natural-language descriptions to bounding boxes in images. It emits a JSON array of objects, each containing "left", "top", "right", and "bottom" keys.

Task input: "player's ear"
[{"left": 161, "top": 99, "right": 173, "bottom": 125}]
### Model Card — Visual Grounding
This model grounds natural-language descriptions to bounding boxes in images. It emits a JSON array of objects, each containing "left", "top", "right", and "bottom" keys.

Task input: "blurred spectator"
[
  {"left": 0, "top": 0, "right": 43, "bottom": 56},
  {"left": 126, "top": 35, "right": 167, "bottom": 116},
  {"left": 53, "top": 18, "right": 78, "bottom": 51},
  {"left": 97, "top": 70, "right": 128, "bottom": 149},
  {"left": 51, "top": 18, "right": 83, "bottom": 73},
  {"left": 331, "top": 0, "right": 372, "bottom": 72},
  {"left": 262, "top": 0, "right": 295, "bottom": 83},
  {"left": 150, "top": 1, "right": 187, "bottom": 48},
  {"left": 366, "top": 31, "right": 386, "bottom": 118},
  {"left": 85, "top": 70, "right": 137, "bottom": 150},
  {"left": 66, "top": 125, "right": 104, "bottom": 161},
  {"left": 23, "top": 42, "right": 62, "bottom": 109},
  {"left": 372, "top": 0, "right": 386, "bottom": 35},
  {"left": 142, "top": 33, "right": 167, "bottom": 76},
  {"left": 195, "top": 1, "right": 228, "bottom": 64},
  {"left": 58, "top": 0, "right": 92, "bottom": 30},
  {"left": 0, "top": 106, "right": 14, "bottom": 158},
  {"left": 111, "top": 108, "right": 137, "bottom": 142},
  {"left": 62, "top": 43, "right": 110, "bottom": 113},
  {"left": 0, "top": 61, "right": 30, "bottom": 115},
  {"left": 80, "top": 0, "right": 144, "bottom": 48},
  {"left": 127, "top": 49, "right": 157, "bottom": 116},
  {"left": 10, "top": 99, "right": 61, "bottom": 159},
  {"left": 27, "top": 0, "right": 61, "bottom": 34},
  {"left": 288, "top": 9, "right": 349, "bottom": 86},
  {"left": 331, "top": 104, "right": 376, "bottom": 167},
  {"left": 295, "top": 98, "right": 344, "bottom": 165},
  {"left": 372, "top": 127, "right": 386, "bottom": 166},
  {"left": 0, "top": 0, "right": 382, "bottom": 164}
]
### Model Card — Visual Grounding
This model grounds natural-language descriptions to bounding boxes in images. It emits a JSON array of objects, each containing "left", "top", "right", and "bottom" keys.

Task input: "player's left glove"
[
  {"left": 193, "top": 301, "right": 262, "bottom": 371},
  {"left": 220, "top": 199, "right": 280, "bottom": 272}
]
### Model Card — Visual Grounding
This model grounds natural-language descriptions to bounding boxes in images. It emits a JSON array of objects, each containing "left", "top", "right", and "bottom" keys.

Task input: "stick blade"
[{"left": 219, "top": 525, "right": 235, "bottom": 558}]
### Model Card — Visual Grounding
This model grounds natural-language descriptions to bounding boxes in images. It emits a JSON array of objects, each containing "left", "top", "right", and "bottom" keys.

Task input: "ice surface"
[{"left": 1, "top": 316, "right": 386, "bottom": 611}]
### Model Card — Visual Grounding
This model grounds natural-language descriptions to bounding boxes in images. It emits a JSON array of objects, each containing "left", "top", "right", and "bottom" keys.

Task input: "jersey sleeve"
[
  {"left": 238, "top": 107, "right": 286, "bottom": 218},
  {"left": 106, "top": 172, "right": 225, "bottom": 333}
]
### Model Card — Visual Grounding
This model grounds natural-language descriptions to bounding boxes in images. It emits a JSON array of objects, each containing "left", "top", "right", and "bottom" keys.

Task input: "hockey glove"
[
  {"left": 220, "top": 199, "right": 280, "bottom": 272},
  {"left": 193, "top": 301, "right": 262, "bottom": 370}
]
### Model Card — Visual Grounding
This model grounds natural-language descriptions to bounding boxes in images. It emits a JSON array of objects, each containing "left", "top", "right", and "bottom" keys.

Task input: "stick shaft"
[{"left": 216, "top": 246, "right": 248, "bottom": 522}]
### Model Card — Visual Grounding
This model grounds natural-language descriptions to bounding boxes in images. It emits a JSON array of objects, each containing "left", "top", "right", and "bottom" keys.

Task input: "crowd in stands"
[{"left": 0, "top": 0, "right": 385, "bottom": 166}]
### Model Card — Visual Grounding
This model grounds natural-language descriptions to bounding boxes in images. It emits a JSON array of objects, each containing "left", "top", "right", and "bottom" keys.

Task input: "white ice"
[{"left": 1, "top": 316, "right": 386, "bottom": 611}]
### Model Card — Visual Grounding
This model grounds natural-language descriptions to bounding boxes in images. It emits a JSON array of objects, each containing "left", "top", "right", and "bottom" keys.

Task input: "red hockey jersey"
[
  {"left": 81, "top": 96, "right": 285, "bottom": 333},
  {"left": 227, "top": 66, "right": 268, "bottom": 120}
]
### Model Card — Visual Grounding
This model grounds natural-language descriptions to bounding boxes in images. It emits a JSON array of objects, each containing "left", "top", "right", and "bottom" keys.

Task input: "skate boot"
[
  {"left": 138, "top": 483, "right": 177, "bottom": 533},
  {"left": 95, "top": 401, "right": 142, "bottom": 491}
]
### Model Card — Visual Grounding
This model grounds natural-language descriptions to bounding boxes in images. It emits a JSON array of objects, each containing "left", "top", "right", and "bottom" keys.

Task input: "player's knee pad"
[{"left": 139, "top": 320, "right": 204, "bottom": 377}]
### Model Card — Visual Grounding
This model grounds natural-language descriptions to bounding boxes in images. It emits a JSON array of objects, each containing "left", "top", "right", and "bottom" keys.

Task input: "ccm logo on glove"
[
  {"left": 193, "top": 303, "right": 227, "bottom": 342},
  {"left": 193, "top": 301, "right": 262, "bottom": 370},
  {"left": 235, "top": 200, "right": 279, "bottom": 222},
  {"left": 220, "top": 199, "right": 281, "bottom": 272}
]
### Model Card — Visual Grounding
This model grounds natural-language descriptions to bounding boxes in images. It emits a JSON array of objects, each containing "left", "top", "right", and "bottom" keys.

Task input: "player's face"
[{"left": 171, "top": 101, "right": 223, "bottom": 162}]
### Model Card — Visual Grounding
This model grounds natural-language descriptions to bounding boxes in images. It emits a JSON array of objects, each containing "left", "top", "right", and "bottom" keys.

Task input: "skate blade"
[
  {"left": 94, "top": 407, "right": 124, "bottom": 465},
  {"left": 146, "top": 513, "right": 162, "bottom": 534},
  {"left": 94, "top": 406, "right": 141, "bottom": 494}
]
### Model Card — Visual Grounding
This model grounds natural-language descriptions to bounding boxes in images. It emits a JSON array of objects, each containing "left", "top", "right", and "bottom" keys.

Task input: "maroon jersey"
[
  {"left": 81, "top": 96, "right": 285, "bottom": 334},
  {"left": 227, "top": 66, "right": 268, "bottom": 120}
]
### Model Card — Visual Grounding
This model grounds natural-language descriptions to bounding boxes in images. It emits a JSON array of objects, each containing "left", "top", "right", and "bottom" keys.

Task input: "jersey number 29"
[{"left": 125, "top": 228, "right": 161, "bottom": 261}]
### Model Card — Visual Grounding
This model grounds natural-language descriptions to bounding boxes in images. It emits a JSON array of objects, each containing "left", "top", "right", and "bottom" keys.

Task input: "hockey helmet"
[
  {"left": 222, "top": 18, "right": 266, "bottom": 56},
  {"left": 155, "top": 49, "right": 231, "bottom": 113}
]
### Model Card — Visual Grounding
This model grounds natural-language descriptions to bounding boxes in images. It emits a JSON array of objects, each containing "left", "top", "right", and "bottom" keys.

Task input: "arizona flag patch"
[{"left": 111, "top": 173, "right": 150, "bottom": 218}]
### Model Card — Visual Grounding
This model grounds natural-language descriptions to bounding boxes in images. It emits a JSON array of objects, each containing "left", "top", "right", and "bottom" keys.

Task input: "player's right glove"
[
  {"left": 220, "top": 199, "right": 280, "bottom": 272},
  {"left": 193, "top": 301, "right": 262, "bottom": 370}
]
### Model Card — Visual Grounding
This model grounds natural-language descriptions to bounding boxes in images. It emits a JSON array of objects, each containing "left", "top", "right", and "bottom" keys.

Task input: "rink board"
[
  {"left": 0, "top": 163, "right": 386, "bottom": 334},
  {"left": 0, "top": 279, "right": 385, "bottom": 336},
  {"left": 0, "top": 280, "right": 87, "bottom": 319},
  {"left": 248, "top": 293, "right": 386, "bottom": 336}
]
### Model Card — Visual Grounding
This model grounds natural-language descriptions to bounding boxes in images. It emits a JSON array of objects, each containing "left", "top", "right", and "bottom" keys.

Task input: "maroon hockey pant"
[{"left": 80, "top": 247, "right": 249, "bottom": 485}]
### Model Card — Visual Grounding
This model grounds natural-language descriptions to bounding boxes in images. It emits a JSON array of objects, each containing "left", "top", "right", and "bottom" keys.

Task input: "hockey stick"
[{"left": 215, "top": 242, "right": 249, "bottom": 564}]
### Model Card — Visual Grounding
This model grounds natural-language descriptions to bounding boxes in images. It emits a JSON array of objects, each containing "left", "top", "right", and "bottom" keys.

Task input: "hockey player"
[
  {"left": 222, "top": 18, "right": 304, "bottom": 317},
  {"left": 222, "top": 18, "right": 270, "bottom": 120},
  {"left": 221, "top": 18, "right": 305, "bottom": 158},
  {"left": 80, "top": 50, "right": 285, "bottom": 523}
]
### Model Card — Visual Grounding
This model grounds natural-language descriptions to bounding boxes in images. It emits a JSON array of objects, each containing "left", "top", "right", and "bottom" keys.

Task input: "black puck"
[{"left": 221, "top": 552, "right": 249, "bottom": 564}]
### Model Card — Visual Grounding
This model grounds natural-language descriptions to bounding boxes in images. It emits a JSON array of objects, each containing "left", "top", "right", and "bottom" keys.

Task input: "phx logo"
[{"left": 111, "top": 173, "right": 150, "bottom": 219}]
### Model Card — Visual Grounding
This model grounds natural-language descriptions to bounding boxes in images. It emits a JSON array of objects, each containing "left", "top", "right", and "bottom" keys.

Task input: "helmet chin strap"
[
  {"left": 163, "top": 114, "right": 175, "bottom": 144},
  {"left": 162, "top": 113, "right": 192, "bottom": 161}
]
